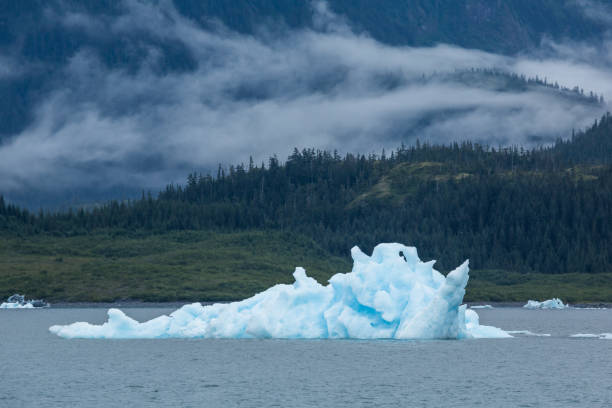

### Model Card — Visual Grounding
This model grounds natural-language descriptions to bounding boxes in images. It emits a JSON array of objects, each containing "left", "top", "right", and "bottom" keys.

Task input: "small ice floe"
[
  {"left": 470, "top": 304, "right": 493, "bottom": 309},
  {"left": 523, "top": 298, "right": 568, "bottom": 310},
  {"left": 0, "top": 294, "right": 49, "bottom": 309},
  {"left": 570, "top": 333, "right": 612, "bottom": 340},
  {"left": 507, "top": 330, "right": 551, "bottom": 337}
]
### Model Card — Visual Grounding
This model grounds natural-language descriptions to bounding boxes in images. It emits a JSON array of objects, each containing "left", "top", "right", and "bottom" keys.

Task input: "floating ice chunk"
[
  {"left": 0, "top": 294, "right": 48, "bottom": 309},
  {"left": 0, "top": 302, "right": 34, "bottom": 309},
  {"left": 470, "top": 305, "right": 493, "bottom": 309},
  {"left": 570, "top": 333, "right": 599, "bottom": 338},
  {"left": 50, "top": 243, "right": 511, "bottom": 340},
  {"left": 464, "top": 309, "right": 512, "bottom": 339},
  {"left": 523, "top": 298, "right": 568, "bottom": 309},
  {"left": 507, "top": 330, "right": 551, "bottom": 337},
  {"left": 570, "top": 333, "right": 612, "bottom": 340}
]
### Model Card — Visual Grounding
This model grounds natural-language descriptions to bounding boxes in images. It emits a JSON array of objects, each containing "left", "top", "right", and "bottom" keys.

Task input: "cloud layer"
[{"left": 0, "top": 0, "right": 610, "bottom": 202}]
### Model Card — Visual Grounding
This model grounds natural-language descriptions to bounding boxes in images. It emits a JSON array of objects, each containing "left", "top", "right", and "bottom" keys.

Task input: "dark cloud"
[
  {"left": 0, "top": 0, "right": 609, "bottom": 202},
  {"left": 572, "top": 0, "right": 612, "bottom": 25}
]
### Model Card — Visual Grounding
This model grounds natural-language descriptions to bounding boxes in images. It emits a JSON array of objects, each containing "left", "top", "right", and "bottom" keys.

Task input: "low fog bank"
[{"left": 1, "top": 0, "right": 611, "bottom": 208}]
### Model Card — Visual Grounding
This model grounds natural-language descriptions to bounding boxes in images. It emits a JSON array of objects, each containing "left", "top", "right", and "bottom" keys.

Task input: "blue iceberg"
[
  {"left": 523, "top": 298, "right": 568, "bottom": 309},
  {"left": 49, "top": 243, "right": 510, "bottom": 339}
]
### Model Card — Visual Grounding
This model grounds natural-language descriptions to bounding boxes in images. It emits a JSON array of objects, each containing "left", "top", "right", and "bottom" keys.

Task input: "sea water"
[{"left": 1, "top": 307, "right": 611, "bottom": 407}]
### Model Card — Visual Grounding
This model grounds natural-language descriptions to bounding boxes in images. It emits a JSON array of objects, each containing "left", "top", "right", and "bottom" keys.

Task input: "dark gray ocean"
[{"left": 1, "top": 307, "right": 611, "bottom": 407}]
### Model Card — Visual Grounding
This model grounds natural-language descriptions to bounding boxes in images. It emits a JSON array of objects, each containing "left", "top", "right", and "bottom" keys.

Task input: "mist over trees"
[
  {"left": 2, "top": 114, "right": 611, "bottom": 275},
  {"left": 2, "top": 0, "right": 612, "bottom": 209},
  {"left": 1, "top": 1, "right": 612, "bottom": 280}
]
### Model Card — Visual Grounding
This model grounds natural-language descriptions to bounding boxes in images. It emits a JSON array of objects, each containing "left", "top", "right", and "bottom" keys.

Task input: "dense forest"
[{"left": 2, "top": 114, "right": 611, "bottom": 276}]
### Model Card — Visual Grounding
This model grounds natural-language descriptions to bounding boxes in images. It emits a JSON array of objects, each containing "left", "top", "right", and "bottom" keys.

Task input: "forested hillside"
[
  {"left": 3, "top": 114, "right": 611, "bottom": 278},
  {"left": 3, "top": 0, "right": 606, "bottom": 56},
  {"left": 2, "top": 1, "right": 612, "bottom": 303}
]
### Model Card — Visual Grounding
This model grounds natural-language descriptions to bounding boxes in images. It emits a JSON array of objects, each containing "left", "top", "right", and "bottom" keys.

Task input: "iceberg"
[
  {"left": 470, "top": 304, "right": 493, "bottom": 309},
  {"left": 523, "top": 298, "right": 568, "bottom": 309},
  {"left": 50, "top": 243, "right": 511, "bottom": 340},
  {"left": 0, "top": 294, "right": 48, "bottom": 309}
]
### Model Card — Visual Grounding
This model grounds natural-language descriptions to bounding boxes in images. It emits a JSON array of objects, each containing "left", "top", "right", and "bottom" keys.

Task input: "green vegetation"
[
  {"left": 1, "top": 230, "right": 610, "bottom": 303},
  {"left": 5, "top": 115, "right": 611, "bottom": 273},
  {"left": 0, "top": 231, "right": 350, "bottom": 302},
  {"left": 0, "top": 231, "right": 612, "bottom": 303},
  {"left": 350, "top": 161, "right": 474, "bottom": 206},
  {"left": 1, "top": 2, "right": 611, "bottom": 303},
  {"left": 467, "top": 270, "right": 612, "bottom": 303},
  {"left": 2, "top": 115, "right": 611, "bottom": 303}
]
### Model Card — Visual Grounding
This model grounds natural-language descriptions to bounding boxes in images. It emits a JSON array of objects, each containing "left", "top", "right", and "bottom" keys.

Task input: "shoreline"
[
  {"left": 468, "top": 301, "right": 612, "bottom": 309},
  {"left": 46, "top": 301, "right": 220, "bottom": 309},
  {"left": 27, "top": 301, "right": 612, "bottom": 309}
]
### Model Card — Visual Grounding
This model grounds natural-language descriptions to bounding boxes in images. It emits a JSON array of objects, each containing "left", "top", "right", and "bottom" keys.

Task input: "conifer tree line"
[{"left": 1, "top": 114, "right": 611, "bottom": 274}]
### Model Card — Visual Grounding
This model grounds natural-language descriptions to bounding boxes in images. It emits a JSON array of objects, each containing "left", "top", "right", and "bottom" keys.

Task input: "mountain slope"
[
  {"left": 0, "top": 0, "right": 608, "bottom": 138},
  {"left": 172, "top": 0, "right": 609, "bottom": 53},
  {"left": 2, "top": 116, "right": 611, "bottom": 275}
]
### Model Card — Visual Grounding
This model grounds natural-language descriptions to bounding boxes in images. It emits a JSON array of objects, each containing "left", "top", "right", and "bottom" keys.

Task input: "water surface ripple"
[{"left": 1, "top": 307, "right": 611, "bottom": 407}]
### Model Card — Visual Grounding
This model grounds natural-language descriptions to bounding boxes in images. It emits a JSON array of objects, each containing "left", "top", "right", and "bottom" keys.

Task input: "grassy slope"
[
  {"left": 0, "top": 231, "right": 351, "bottom": 302},
  {"left": 467, "top": 270, "right": 612, "bottom": 303},
  {"left": 352, "top": 161, "right": 607, "bottom": 207},
  {"left": 1, "top": 230, "right": 611, "bottom": 303}
]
